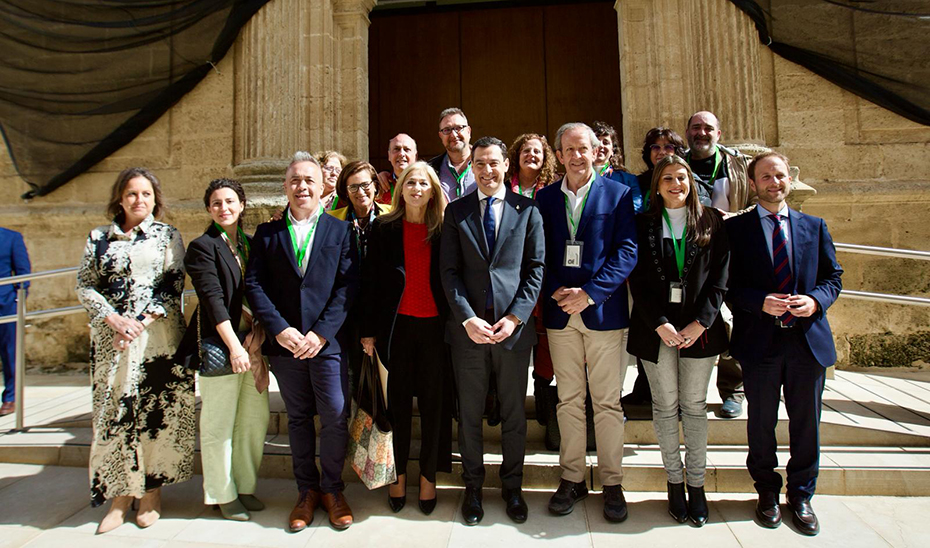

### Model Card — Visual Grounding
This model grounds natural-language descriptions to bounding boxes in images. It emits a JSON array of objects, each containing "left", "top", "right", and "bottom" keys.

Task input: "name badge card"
[
  {"left": 564, "top": 240, "right": 583, "bottom": 268},
  {"left": 669, "top": 281, "right": 683, "bottom": 304}
]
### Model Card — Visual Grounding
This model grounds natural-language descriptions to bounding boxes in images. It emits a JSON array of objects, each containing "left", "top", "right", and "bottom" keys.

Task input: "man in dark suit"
[
  {"left": 536, "top": 122, "right": 637, "bottom": 523},
  {"left": 244, "top": 152, "right": 358, "bottom": 532},
  {"left": 440, "top": 136, "right": 545, "bottom": 525},
  {"left": 726, "top": 151, "right": 842, "bottom": 536},
  {"left": 0, "top": 227, "right": 30, "bottom": 416}
]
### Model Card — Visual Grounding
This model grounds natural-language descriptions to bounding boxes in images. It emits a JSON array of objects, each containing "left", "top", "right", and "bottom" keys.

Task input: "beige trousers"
[
  {"left": 547, "top": 313, "right": 629, "bottom": 486},
  {"left": 199, "top": 370, "right": 270, "bottom": 504}
]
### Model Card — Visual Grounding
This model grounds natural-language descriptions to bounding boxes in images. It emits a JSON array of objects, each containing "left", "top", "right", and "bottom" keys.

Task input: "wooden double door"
[{"left": 368, "top": 1, "right": 623, "bottom": 171}]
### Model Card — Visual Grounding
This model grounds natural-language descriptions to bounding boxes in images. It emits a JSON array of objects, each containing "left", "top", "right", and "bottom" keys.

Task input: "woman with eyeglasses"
[
  {"left": 621, "top": 127, "right": 690, "bottom": 415},
  {"left": 627, "top": 155, "right": 729, "bottom": 527},
  {"left": 592, "top": 121, "right": 644, "bottom": 212},
  {"left": 317, "top": 150, "right": 347, "bottom": 211},
  {"left": 360, "top": 162, "right": 452, "bottom": 515},
  {"left": 328, "top": 161, "right": 392, "bottom": 398}
]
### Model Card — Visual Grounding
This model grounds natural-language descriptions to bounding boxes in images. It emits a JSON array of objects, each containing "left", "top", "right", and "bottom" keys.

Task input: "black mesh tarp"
[
  {"left": 731, "top": 0, "right": 930, "bottom": 127},
  {"left": 0, "top": 1, "right": 270, "bottom": 198}
]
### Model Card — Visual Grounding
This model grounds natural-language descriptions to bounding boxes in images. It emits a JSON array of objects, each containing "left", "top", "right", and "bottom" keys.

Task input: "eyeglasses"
[
  {"left": 439, "top": 125, "right": 468, "bottom": 136},
  {"left": 347, "top": 181, "right": 373, "bottom": 193},
  {"left": 650, "top": 144, "right": 678, "bottom": 154},
  {"left": 322, "top": 165, "right": 342, "bottom": 174}
]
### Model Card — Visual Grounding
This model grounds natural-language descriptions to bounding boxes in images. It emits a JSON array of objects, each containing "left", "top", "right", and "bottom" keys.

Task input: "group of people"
[{"left": 73, "top": 107, "right": 842, "bottom": 538}]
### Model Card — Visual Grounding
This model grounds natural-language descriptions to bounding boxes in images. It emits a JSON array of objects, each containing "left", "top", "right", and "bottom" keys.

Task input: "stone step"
[{"left": 2, "top": 427, "right": 927, "bottom": 496}]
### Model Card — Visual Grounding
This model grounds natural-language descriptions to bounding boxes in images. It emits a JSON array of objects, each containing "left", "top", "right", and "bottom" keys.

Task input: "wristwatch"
[{"left": 586, "top": 296, "right": 595, "bottom": 306}]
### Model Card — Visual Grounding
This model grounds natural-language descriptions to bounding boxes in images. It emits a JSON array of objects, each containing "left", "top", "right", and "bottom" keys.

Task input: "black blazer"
[
  {"left": 176, "top": 223, "right": 250, "bottom": 368},
  {"left": 360, "top": 216, "right": 449, "bottom": 364},
  {"left": 244, "top": 210, "right": 359, "bottom": 357},
  {"left": 439, "top": 189, "right": 545, "bottom": 351},
  {"left": 627, "top": 210, "right": 730, "bottom": 362}
]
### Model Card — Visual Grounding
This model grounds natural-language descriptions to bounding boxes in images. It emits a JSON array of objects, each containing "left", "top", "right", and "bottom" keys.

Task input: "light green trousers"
[{"left": 199, "top": 370, "right": 270, "bottom": 504}]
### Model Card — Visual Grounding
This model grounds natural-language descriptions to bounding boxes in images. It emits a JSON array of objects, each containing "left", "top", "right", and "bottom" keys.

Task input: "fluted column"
[
  {"left": 616, "top": 0, "right": 766, "bottom": 173},
  {"left": 333, "top": 0, "right": 377, "bottom": 159}
]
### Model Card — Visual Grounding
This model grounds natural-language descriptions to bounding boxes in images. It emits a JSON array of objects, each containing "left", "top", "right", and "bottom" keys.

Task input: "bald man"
[{"left": 377, "top": 133, "right": 418, "bottom": 205}]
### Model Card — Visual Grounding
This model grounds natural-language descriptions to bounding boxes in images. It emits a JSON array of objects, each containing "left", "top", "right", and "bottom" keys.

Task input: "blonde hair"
[{"left": 380, "top": 161, "right": 446, "bottom": 241}]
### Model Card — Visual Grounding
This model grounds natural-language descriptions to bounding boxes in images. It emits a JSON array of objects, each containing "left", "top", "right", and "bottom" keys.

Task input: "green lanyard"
[
  {"left": 661, "top": 209, "right": 687, "bottom": 279},
  {"left": 329, "top": 196, "right": 340, "bottom": 211},
  {"left": 598, "top": 164, "right": 611, "bottom": 176},
  {"left": 563, "top": 185, "right": 592, "bottom": 240},
  {"left": 688, "top": 147, "right": 723, "bottom": 183},
  {"left": 212, "top": 222, "right": 250, "bottom": 266},
  {"left": 448, "top": 161, "right": 471, "bottom": 197},
  {"left": 286, "top": 206, "right": 323, "bottom": 269}
]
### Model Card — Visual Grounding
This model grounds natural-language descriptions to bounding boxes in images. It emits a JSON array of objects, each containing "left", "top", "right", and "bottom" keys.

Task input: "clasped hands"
[
  {"left": 275, "top": 327, "right": 327, "bottom": 360},
  {"left": 552, "top": 286, "right": 590, "bottom": 315},
  {"left": 656, "top": 321, "right": 705, "bottom": 349},
  {"left": 464, "top": 314, "right": 520, "bottom": 345},
  {"left": 762, "top": 293, "right": 818, "bottom": 318},
  {"left": 107, "top": 313, "right": 149, "bottom": 350}
]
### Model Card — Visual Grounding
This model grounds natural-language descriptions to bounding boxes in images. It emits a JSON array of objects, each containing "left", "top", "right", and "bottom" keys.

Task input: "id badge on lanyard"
[
  {"left": 564, "top": 240, "right": 584, "bottom": 268},
  {"left": 669, "top": 281, "right": 684, "bottom": 304}
]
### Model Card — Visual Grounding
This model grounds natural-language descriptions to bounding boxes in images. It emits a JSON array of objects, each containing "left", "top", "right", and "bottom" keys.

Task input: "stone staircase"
[{"left": 2, "top": 368, "right": 929, "bottom": 496}]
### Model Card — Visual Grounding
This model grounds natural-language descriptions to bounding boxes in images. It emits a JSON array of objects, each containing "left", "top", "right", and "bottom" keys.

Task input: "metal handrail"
[
  {"left": 835, "top": 243, "right": 930, "bottom": 261},
  {"left": 0, "top": 267, "right": 78, "bottom": 287}
]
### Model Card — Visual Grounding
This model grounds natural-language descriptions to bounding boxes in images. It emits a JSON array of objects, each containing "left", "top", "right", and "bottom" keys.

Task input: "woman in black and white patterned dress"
[{"left": 76, "top": 167, "right": 194, "bottom": 534}]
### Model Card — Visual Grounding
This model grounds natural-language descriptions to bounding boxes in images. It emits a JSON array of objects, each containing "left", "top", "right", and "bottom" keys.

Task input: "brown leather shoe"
[
  {"left": 288, "top": 489, "right": 321, "bottom": 532},
  {"left": 321, "top": 491, "right": 353, "bottom": 530},
  {"left": 0, "top": 401, "right": 14, "bottom": 416}
]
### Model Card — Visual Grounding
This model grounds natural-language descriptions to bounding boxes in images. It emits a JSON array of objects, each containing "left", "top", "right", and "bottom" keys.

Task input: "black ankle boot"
[
  {"left": 667, "top": 482, "right": 688, "bottom": 523},
  {"left": 687, "top": 484, "right": 708, "bottom": 527}
]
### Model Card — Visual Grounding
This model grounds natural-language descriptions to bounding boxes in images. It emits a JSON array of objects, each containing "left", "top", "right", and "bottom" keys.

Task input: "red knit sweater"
[{"left": 398, "top": 221, "right": 439, "bottom": 317}]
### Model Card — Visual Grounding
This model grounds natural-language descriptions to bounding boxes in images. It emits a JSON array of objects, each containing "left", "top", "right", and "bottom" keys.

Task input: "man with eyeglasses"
[
  {"left": 685, "top": 110, "right": 755, "bottom": 420},
  {"left": 377, "top": 133, "right": 418, "bottom": 205},
  {"left": 428, "top": 107, "right": 477, "bottom": 203}
]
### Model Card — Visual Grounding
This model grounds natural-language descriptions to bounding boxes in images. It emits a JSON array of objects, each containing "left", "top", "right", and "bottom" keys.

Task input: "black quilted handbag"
[{"left": 197, "top": 307, "right": 235, "bottom": 377}]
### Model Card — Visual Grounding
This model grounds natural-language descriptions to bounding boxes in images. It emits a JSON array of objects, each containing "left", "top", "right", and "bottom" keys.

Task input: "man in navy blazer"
[
  {"left": 0, "top": 227, "right": 30, "bottom": 416},
  {"left": 440, "top": 137, "right": 545, "bottom": 525},
  {"left": 245, "top": 152, "right": 358, "bottom": 532},
  {"left": 725, "top": 152, "right": 842, "bottom": 536},
  {"left": 536, "top": 123, "right": 637, "bottom": 523}
]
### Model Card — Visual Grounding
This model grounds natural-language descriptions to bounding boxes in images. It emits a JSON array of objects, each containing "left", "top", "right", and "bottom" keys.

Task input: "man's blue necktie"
[
  {"left": 484, "top": 196, "right": 496, "bottom": 309},
  {"left": 769, "top": 214, "right": 795, "bottom": 326}
]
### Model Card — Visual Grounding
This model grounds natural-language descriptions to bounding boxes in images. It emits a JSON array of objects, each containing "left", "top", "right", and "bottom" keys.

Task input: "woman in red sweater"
[{"left": 361, "top": 161, "right": 451, "bottom": 516}]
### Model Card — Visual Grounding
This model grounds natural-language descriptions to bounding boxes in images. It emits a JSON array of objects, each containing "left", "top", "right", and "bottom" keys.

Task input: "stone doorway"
[{"left": 367, "top": 0, "right": 623, "bottom": 171}]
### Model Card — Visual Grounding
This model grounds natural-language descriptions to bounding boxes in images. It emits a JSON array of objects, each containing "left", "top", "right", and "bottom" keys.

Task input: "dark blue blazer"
[
  {"left": 536, "top": 174, "right": 638, "bottom": 331},
  {"left": 244, "top": 210, "right": 359, "bottom": 357},
  {"left": 725, "top": 207, "right": 843, "bottom": 367},
  {"left": 0, "top": 228, "right": 30, "bottom": 310}
]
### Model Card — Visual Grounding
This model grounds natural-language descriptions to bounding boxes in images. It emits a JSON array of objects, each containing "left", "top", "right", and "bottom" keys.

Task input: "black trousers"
[
  {"left": 388, "top": 315, "right": 451, "bottom": 482},
  {"left": 451, "top": 333, "right": 530, "bottom": 490},
  {"left": 742, "top": 328, "right": 826, "bottom": 500}
]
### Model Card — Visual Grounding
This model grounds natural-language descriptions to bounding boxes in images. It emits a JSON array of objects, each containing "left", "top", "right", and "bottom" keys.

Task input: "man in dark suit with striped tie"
[{"left": 725, "top": 152, "right": 843, "bottom": 536}]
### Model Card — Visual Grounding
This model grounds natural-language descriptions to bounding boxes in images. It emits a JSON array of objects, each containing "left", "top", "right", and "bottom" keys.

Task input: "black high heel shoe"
[
  {"left": 418, "top": 497, "right": 437, "bottom": 515},
  {"left": 388, "top": 493, "right": 406, "bottom": 513}
]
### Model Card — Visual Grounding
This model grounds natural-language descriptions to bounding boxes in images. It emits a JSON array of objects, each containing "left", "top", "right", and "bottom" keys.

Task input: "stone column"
[
  {"left": 615, "top": 0, "right": 766, "bottom": 173},
  {"left": 333, "top": 0, "right": 377, "bottom": 160},
  {"left": 232, "top": 0, "right": 374, "bottom": 212}
]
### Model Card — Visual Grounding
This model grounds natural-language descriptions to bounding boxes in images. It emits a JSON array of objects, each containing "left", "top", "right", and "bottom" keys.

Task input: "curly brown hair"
[
  {"left": 505, "top": 133, "right": 558, "bottom": 187},
  {"left": 592, "top": 120, "right": 626, "bottom": 171}
]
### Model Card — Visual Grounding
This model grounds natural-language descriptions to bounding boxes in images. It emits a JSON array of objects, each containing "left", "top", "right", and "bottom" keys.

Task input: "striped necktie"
[
  {"left": 484, "top": 196, "right": 496, "bottom": 309},
  {"left": 769, "top": 214, "right": 795, "bottom": 326}
]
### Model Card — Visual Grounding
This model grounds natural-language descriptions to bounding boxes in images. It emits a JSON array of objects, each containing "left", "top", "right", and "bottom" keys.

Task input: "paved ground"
[{"left": 1, "top": 463, "right": 929, "bottom": 548}]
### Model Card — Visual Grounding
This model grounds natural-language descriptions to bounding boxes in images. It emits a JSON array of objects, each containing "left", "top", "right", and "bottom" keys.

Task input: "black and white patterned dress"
[{"left": 76, "top": 214, "right": 195, "bottom": 507}]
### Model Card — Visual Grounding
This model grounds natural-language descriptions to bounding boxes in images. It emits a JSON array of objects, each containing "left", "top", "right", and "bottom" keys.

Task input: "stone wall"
[{"left": 1, "top": 0, "right": 927, "bottom": 369}]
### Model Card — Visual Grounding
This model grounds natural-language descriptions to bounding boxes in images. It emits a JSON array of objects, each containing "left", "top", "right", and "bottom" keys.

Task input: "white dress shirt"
[
  {"left": 560, "top": 171, "right": 596, "bottom": 239},
  {"left": 287, "top": 205, "right": 323, "bottom": 276}
]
